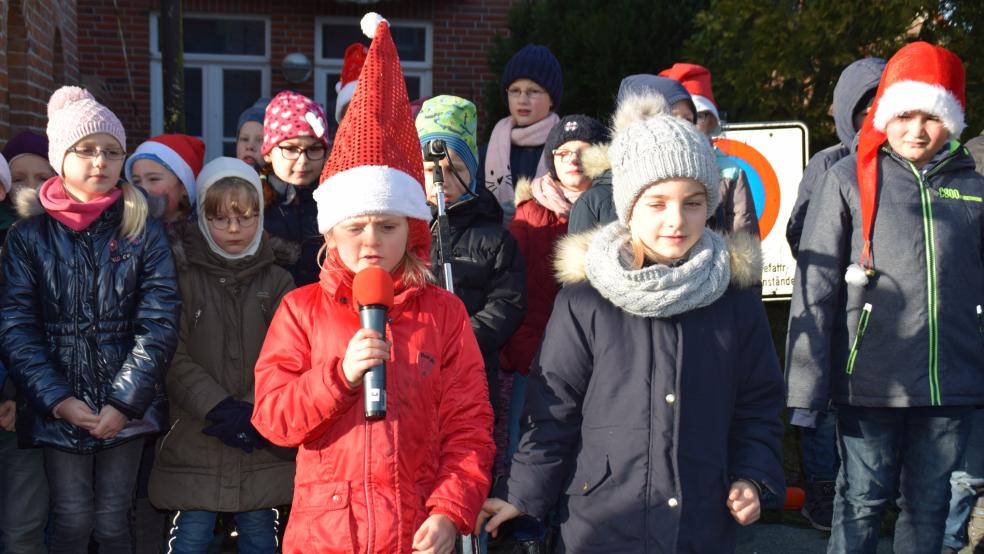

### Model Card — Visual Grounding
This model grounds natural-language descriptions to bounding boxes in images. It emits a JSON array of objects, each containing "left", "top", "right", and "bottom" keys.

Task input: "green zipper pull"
[{"left": 846, "top": 303, "right": 873, "bottom": 375}]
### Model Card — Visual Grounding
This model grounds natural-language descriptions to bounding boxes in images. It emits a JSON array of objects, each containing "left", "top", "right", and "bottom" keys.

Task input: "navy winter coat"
[
  {"left": 0, "top": 192, "right": 180, "bottom": 452},
  {"left": 263, "top": 180, "right": 322, "bottom": 287},
  {"left": 501, "top": 232, "right": 785, "bottom": 553}
]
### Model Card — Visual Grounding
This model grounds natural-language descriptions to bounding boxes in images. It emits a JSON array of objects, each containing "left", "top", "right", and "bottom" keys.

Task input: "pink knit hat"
[
  {"left": 46, "top": 86, "right": 126, "bottom": 176},
  {"left": 261, "top": 90, "right": 329, "bottom": 156}
]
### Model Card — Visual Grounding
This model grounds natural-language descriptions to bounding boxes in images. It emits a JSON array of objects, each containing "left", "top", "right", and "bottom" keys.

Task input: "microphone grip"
[{"left": 359, "top": 306, "right": 388, "bottom": 419}]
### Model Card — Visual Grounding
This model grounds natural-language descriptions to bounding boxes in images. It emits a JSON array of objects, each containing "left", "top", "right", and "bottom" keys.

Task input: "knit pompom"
[
  {"left": 361, "top": 12, "right": 386, "bottom": 39},
  {"left": 844, "top": 263, "right": 870, "bottom": 287},
  {"left": 612, "top": 93, "right": 669, "bottom": 135},
  {"left": 48, "top": 86, "right": 93, "bottom": 118}
]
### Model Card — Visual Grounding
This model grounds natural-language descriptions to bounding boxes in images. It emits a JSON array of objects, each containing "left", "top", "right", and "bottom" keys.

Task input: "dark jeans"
[
  {"left": 828, "top": 405, "right": 972, "bottom": 554},
  {"left": 44, "top": 439, "right": 143, "bottom": 554},
  {"left": 801, "top": 408, "right": 840, "bottom": 483},
  {"left": 0, "top": 430, "right": 48, "bottom": 553},
  {"left": 166, "top": 509, "right": 279, "bottom": 554},
  {"left": 943, "top": 408, "right": 984, "bottom": 549}
]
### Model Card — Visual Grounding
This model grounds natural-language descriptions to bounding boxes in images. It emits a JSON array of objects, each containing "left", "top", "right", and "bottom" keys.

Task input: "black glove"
[{"left": 202, "top": 397, "right": 266, "bottom": 453}]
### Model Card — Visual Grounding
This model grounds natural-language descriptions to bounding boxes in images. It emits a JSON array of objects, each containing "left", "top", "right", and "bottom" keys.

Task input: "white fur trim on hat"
[
  {"left": 195, "top": 157, "right": 264, "bottom": 260},
  {"left": 126, "top": 141, "right": 197, "bottom": 207},
  {"left": 873, "top": 80, "right": 965, "bottom": 136},
  {"left": 691, "top": 94, "right": 720, "bottom": 122},
  {"left": 314, "top": 165, "right": 431, "bottom": 233},
  {"left": 361, "top": 12, "right": 386, "bottom": 39},
  {"left": 0, "top": 154, "right": 10, "bottom": 193},
  {"left": 335, "top": 80, "right": 359, "bottom": 123}
]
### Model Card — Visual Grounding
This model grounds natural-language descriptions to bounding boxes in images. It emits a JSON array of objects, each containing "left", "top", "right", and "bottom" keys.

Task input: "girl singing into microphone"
[{"left": 250, "top": 13, "right": 494, "bottom": 554}]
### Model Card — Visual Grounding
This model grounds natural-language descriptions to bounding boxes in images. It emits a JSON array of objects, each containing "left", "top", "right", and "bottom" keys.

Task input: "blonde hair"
[
  {"left": 628, "top": 228, "right": 666, "bottom": 269},
  {"left": 119, "top": 181, "right": 148, "bottom": 240}
]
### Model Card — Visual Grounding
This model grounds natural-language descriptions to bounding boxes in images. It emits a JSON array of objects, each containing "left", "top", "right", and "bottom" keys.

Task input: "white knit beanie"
[
  {"left": 608, "top": 93, "right": 720, "bottom": 225},
  {"left": 46, "top": 86, "right": 127, "bottom": 176}
]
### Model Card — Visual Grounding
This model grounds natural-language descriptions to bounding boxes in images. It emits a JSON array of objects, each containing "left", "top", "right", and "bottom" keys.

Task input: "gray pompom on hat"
[{"left": 608, "top": 93, "right": 720, "bottom": 225}]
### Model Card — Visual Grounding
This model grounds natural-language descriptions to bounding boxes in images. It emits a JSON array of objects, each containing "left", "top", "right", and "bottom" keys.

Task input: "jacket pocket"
[
  {"left": 564, "top": 453, "right": 611, "bottom": 497},
  {"left": 290, "top": 480, "right": 355, "bottom": 553},
  {"left": 845, "top": 303, "right": 873, "bottom": 375}
]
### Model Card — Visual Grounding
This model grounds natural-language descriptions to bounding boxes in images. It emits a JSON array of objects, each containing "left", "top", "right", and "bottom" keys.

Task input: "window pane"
[
  {"left": 404, "top": 75, "right": 421, "bottom": 100},
  {"left": 391, "top": 26, "right": 426, "bottom": 62},
  {"left": 184, "top": 67, "right": 203, "bottom": 137},
  {"left": 222, "top": 140, "right": 237, "bottom": 157},
  {"left": 223, "top": 69, "right": 263, "bottom": 137},
  {"left": 183, "top": 18, "right": 265, "bottom": 56},
  {"left": 320, "top": 23, "right": 426, "bottom": 62}
]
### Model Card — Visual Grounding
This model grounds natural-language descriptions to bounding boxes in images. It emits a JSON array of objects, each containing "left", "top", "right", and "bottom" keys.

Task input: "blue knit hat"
[
  {"left": 501, "top": 44, "right": 563, "bottom": 106},
  {"left": 236, "top": 97, "right": 270, "bottom": 136},
  {"left": 617, "top": 75, "right": 696, "bottom": 123}
]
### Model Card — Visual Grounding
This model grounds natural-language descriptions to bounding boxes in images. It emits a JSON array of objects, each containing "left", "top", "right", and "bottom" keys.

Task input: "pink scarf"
[
  {"left": 39, "top": 176, "right": 122, "bottom": 232},
  {"left": 484, "top": 113, "right": 560, "bottom": 210},
  {"left": 530, "top": 174, "right": 586, "bottom": 218}
]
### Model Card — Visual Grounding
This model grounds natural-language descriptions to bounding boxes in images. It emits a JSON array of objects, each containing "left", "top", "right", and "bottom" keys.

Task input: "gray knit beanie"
[{"left": 609, "top": 93, "right": 720, "bottom": 225}]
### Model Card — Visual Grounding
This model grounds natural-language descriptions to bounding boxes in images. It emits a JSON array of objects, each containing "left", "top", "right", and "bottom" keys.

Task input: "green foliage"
[
  {"left": 482, "top": 0, "right": 709, "bottom": 141},
  {"left": 685, "top": 0, "right": 984, "bottom": 152}
]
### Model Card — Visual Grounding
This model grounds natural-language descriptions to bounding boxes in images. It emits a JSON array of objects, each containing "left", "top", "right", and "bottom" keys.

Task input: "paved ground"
[{"left": 737, "top": 521, "right": 893, "bottom": 553}]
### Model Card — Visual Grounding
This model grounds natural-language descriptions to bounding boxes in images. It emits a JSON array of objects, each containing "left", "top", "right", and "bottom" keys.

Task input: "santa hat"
[
  {"left": 314, "top": 12, "right": 431, "bottom": 259},
  {"left": 262, "top": 91, "right": 329, "bottom": 157},
  {"left": 125, "top": 134, "right": 206, "bottom": 207},
  {"left": 335, "top": 43, "right": 369, "bottom": 123},
  {"left": 849, "top": 41, "right": 965, "bottom": 286},
  {"left": 659, "top": 63, "right": 720, "bottom": 124}
]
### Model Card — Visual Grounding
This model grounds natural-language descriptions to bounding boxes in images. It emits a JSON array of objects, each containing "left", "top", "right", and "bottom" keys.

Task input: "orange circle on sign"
[{"left": 714, "top": 139, "right": 781, "bottom": 240}]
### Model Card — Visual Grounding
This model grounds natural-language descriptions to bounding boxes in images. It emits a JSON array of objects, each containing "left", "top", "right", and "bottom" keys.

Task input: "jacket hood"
[
  {"left": 15, "top": 185, "right": 43, "bottom": 218},
  {"left": 514, "top": 177, "right": 534, "bottom": 206},
  {"left": 436, "top": 184, "right": 504, "bottom": 229},
  {"left": 581, "top": 143, "right": 611, "bottom": 180},
  {"left": 833, "top": 58, "right": 886, "bottom": 147},
  {"left": 554, "top": 227, "right": 762, "bottom": 289}
]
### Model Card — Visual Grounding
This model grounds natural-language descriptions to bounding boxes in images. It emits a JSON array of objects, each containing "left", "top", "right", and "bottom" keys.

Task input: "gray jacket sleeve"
[
  {"left": 786, "top": 152, "right": 837, "bottom": 259},
  {"left": 785, "top": 166, "right": 853, "bottom": 410}
]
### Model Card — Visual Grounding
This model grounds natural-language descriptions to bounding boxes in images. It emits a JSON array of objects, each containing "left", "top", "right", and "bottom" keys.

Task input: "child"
[
  {"left": 0, "top": 86, "right": 180, "bottom": 552},
  {"left": 334, "top": 43, "right": 368, "bottom": 124},
  {"left": 786, "top": 42, "right": 984, "bottom": 553},
  {"left": 126, "top": 134, "right": 205, "bottom": 225},
  {"left": 149, "top": 157, "right": 295, "bottom": 552},
  {"left": 251, "top": 14, "right": 494, "bottom": 553},
  {"left": 236, "top": 98, "right": 269, "bottom": 169},
  {"left": 260, "top": 90, "right": 330, "bottom": 286},
  {"left": 478, "top": 92, "right": 785, "bottom": 552},
  {"left": 480, "top": 44, "right": 563, "bottom": 223},
  {"left": 3, "top": 131, "right": 56, "bottom": 193}
]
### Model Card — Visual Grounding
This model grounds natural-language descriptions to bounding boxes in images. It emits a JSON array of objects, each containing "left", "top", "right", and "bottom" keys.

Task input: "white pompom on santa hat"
[
  {"left": 314, "top": 12, "right": 432, "bottom": 258},
  {"left": 850, "top": 41, "right": 966, "bottom": 286}
]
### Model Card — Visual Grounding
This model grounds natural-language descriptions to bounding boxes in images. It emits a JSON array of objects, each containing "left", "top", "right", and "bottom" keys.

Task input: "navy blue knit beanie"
[
  {"left": 501, "top": 44, "right": 563, "bottom": 107},
  {"left": 544, "top": 115, "right": 608, "bottom": 179}
]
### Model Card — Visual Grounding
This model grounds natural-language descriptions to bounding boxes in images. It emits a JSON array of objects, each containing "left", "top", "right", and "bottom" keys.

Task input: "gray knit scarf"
[{"left": 584, "top": 222, "right": 731, "bottom": 318}]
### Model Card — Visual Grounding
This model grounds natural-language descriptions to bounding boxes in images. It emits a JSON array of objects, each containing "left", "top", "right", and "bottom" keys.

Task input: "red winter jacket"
[
  {"left": 500, "top": 180, "right": 569, "bottom": 374},
  {"left": 251, "top": 268, "right": 495, "bottom": 554}
]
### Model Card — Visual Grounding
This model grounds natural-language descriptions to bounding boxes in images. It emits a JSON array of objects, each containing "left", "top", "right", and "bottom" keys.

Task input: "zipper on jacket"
[
  {"left": 977, "top": 305, "right": 984, "bottom": 342},
  {"left": 910, "top": 162, "right": 942, "bottom": 405},
  {"left": 845, "top": 303, "right": 872, "bottom": 375},
  {"left": 192, "top": 309, "right": 203, "bottom": 328}
]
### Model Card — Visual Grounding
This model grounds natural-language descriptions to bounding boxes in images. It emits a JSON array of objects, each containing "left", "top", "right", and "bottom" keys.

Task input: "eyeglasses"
[
  {"left": 552, "top": 148, "right": 586, "bottom": 163},
  {"left": 276, "top": 144, "right": 327, "bottom": 161},
  {"left": 66, "top": 146, "right": 126, "bottom": 160},
  {"left": 206, "top": 214, "right": 258, "bottom": 230},
  {"left": 507, "top": 87, "right": 546, "bottom": 101}
]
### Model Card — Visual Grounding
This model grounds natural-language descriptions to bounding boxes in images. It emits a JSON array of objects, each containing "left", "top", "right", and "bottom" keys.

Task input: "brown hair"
[{"left": 202, "top": 177, "right": 260, "bottom": 218}]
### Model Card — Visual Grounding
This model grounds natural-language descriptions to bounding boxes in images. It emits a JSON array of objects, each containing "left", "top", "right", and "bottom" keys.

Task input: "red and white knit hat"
[
  {"left": 261, "top": 90, "right": 329, "bottom": 157},
  {"left": 125, "top": 134, "right": 206, "bottom": 206},
  {"left": 659, "top": 63, "right": 720, "bottom": 123},
  {"left": 335, "top": 43, "right": 369, "bottom": 123},
  {"left": 314, "top": 12, "right": 431, "bottom": 258},
  {"left": 849, "top": 41, "right": 965, "bottom": 286}
]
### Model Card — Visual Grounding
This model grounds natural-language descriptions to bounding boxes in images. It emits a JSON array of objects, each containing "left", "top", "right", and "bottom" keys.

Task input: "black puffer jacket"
[
  {"left": 429, "top": 187, "right": 527, "bottom": 378},
  {"left": 263, "top": 177, "right": 322, "bottom": 287},
  {"left": 0, "top": 190, "right": 180, "bottom": 453}
]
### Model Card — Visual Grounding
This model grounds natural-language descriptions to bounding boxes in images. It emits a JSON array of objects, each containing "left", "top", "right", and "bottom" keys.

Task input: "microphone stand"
[{"left": 425, "top": 140, "right": 455, "bottom": 294}]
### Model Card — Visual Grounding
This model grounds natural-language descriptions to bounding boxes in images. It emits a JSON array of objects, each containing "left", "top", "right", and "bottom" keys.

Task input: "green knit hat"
[{"left": 415, "top": 95, "right": 479, "bottom": 194}]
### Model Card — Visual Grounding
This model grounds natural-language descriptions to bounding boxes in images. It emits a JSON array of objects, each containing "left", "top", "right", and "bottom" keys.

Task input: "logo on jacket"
[
  {"left": 417, "top": 352, "right": 437, "bottom": 376},
  {"left": 939, "top": 186, "right": 982, "bottom": 203}
]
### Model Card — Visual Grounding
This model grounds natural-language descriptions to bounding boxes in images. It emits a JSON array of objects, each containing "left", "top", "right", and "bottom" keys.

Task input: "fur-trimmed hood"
[
  {"left": 580, "top": 143, "right": 611, "bottom": 180},
  {"left": 553, "top": 227, "right": 762, "bottom": 289},
  {"left": 514, "top": 176, "right": 534, "bottom": 206},
  {"left": 14, "top": 185, "right": 43, "bottom": 219}
]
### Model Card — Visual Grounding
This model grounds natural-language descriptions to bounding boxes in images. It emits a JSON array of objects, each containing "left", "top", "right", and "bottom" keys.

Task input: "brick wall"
[
  {"left": 0, "top": 0, "right": 79, "bottom": 147},
  {"left": 75, "top": 0, "right": 515, "bottom": 148}
]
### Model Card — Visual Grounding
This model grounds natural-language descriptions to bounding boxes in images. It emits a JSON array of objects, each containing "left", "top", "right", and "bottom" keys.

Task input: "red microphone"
[{"left": 352, "top": 267, "right": 394, "bottom": 419}]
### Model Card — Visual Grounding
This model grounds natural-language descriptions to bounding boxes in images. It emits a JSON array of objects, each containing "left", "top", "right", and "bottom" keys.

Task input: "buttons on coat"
[
  {"left": 665, "top": 393, "right": 676, "bottom": 404},
  {"left": 332, "top": 494, "right": 341, "bottom": 503},
  {"left": 219, "top": 277, "right": 227, "bottom": 284},
  {"left": 667, "top": 497, "right": 679, "bottom": 508}
]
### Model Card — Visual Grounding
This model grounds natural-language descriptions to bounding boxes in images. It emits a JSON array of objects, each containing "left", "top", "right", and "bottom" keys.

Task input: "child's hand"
[
  {"left": 411, "top": 513, "right": 456, "bottom": 554},
  {"left": 0, "top": 400, "right": 15, "bottom": 431},
  {"left": 52, "top": 397, "right": 100, "bottom": 430},
  {"left": 474, "top": 498, "right": 522, "bottom": 538},
  {"left": 341, "top": 328, "right": 390, "bottom": 388},
  {"left": 90, "top": 405, "right": 129, "bottom": 440},
  {"left": 727, "top": 479, "right": 761, "bottom": 526}
]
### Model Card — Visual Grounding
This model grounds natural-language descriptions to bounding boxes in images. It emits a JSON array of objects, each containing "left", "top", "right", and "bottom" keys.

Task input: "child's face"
[
  {"left": 61, "top": 133, "right": 124, "bottom": 201},
  {"left": 423, "top": 149, "right": 471, "bottom": 205},
  {"left": 205, "top": 192, "right": 260, "bottom": 255},
  {"left": 885, "top": 111, "right": 951, "bottom": 168},
  {"left": 130, "top": 159, "right": 186, "bottom": 222},
  {"left": 9, "top": 154, "right": 55, "bottom": 193},
  {"left": 263, "top": 136, "right": 327, "bottom": 187},
  {"left": 328, "top": 214, "right": 409, "bottom": 274},
  {"left": 669, "top": 100, "right": 696, "bottom": 124},
  {"left": 236, "top": 121, "right": 264, "bottom": 168},
  {"left": 506, "top": 78, "right": 552, "bottom": 127},
  {"left": 552, "top": 140, "right": 592, "bottom": 192},
  {"left": 629, "top": 178, "right": 708, "bottom": 265}
]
